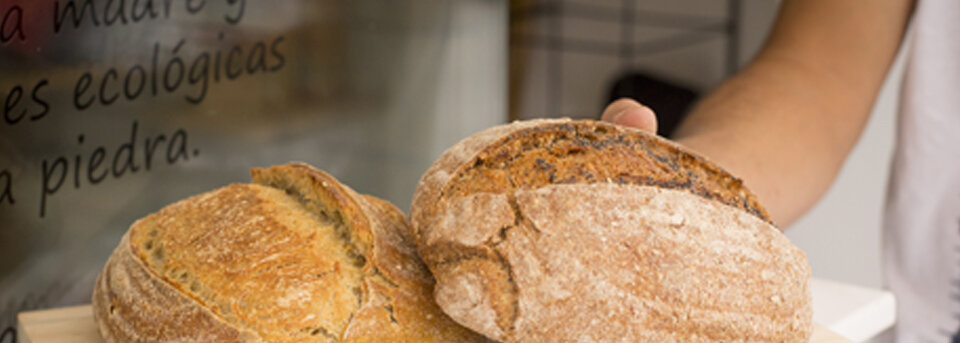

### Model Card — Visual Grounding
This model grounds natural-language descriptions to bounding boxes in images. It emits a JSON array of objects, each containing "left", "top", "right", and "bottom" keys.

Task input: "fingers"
[{"left": 601, "top": 98, "right": 658, "bottom": 134}]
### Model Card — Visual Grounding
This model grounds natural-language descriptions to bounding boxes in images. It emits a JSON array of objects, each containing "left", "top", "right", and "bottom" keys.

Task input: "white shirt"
[{"left": 884, "top": 1, "right": 960, "bottom": 341}]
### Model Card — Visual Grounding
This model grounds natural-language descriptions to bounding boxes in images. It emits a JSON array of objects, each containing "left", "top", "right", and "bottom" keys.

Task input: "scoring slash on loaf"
[
  {"left": 410, "top": 119, "right": 813, "bottom": 342},
  {"left": 92, "top": 162, "right": 488, "bottom": 343}
]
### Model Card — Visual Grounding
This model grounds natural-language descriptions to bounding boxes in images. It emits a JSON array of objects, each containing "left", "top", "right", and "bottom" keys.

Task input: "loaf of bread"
[
  {"left": 410, "top": 119, "right": 812, "bottom": 342},
  {"left": 92, "top": 163, "right": 488, "bottom": 342}
]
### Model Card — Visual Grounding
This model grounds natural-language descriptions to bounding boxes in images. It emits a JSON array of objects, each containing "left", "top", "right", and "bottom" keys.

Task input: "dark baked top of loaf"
[{"left": 442, "top": 120, "right": 771, "bottom": 223}]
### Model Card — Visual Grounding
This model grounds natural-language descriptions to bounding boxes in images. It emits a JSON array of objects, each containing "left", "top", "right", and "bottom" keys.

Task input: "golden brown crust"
[
  {"left": 93, "top": 163, "right": 486, "bottom": 343},
  {"left": 93, "top": 231, "right": 262, "bottom": 343},
  {"left": 411, "top": 119, "right": 770, "bottom": 252},
  {"left": 410, "top": 119, "right": 812, "bottom": 342},
  {"left": 410, "top": 120, "right": 546, "bottom": 239}
]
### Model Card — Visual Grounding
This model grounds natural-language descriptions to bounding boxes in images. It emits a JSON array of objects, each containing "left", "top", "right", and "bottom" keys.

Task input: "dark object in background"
[{"left": 607, "top": 72, "right": 700, "bottom": 138}]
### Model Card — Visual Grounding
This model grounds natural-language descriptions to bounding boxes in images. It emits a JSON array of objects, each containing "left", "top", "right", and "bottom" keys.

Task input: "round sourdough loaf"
[
  {"left": 92, "top": 163, "right": 488, "bottom": 343},
  {"left": 410, "top": 119, "right": 812, "bottom": 342}
]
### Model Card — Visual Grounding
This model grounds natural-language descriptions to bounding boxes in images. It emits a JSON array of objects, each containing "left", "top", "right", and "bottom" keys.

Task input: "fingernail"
[{"left": 611, "top": 109, "right": 629, "bottom": 124}]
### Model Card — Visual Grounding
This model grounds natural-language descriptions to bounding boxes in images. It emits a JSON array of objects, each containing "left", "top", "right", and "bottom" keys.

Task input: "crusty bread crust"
[
  {"left": 93, "top": 163, "right": 486, "bottom": 342},
  {"left": 411, "top": 119, "right": 553, "bottom": 239},
  {"left": 410, "top": 119, "right": 812, "bottom": 342},
  {"left": 411, "top": 119, "right": 771, "bottom": 241},
  {"left": 93, "top": 231, "right": 262, "bottom": 342},
  {"left": 435, "top": 184, "right": 811, "bottom": 342}
]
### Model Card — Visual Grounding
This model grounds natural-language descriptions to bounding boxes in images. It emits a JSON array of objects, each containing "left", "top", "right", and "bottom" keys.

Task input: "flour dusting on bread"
[{"left": 410, "top": 119, "right": 812, "bottom": 342}]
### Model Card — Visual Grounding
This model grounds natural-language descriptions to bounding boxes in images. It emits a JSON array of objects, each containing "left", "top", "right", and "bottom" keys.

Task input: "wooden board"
[
  {"left": 18, "top": 305, "right": 853, "bottom": 343},
  {"left": 17, "top": 305, "right": 99, "bottom": 343},
  {"left": 810, "top": 325, "right": 857, "bottom": 343}
]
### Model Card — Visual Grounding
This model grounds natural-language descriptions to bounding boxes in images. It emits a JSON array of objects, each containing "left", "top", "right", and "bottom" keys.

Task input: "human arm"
[{"left": 603, "top": 0, "right": 914, "bottom": 226}]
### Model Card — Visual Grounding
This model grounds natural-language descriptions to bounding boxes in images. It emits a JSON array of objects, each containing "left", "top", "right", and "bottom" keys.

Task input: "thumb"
[{"left": 601, "top": 98, "right": 658, "bottom": 134}]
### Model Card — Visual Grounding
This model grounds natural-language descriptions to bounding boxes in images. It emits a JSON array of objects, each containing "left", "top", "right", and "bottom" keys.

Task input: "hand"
[{"left": 600, "top": 98, "right": 659, "bottom": 134}]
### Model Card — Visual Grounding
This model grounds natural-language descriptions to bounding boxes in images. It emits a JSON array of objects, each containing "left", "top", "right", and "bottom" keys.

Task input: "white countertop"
[{"left": 811, "top": 278, "right": 896, "bottom": 342}]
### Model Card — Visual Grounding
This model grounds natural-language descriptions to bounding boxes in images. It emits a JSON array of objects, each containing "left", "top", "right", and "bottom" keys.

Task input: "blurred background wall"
[{"left": 0, "top": 2, "right": 505, "bottom": 340}]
